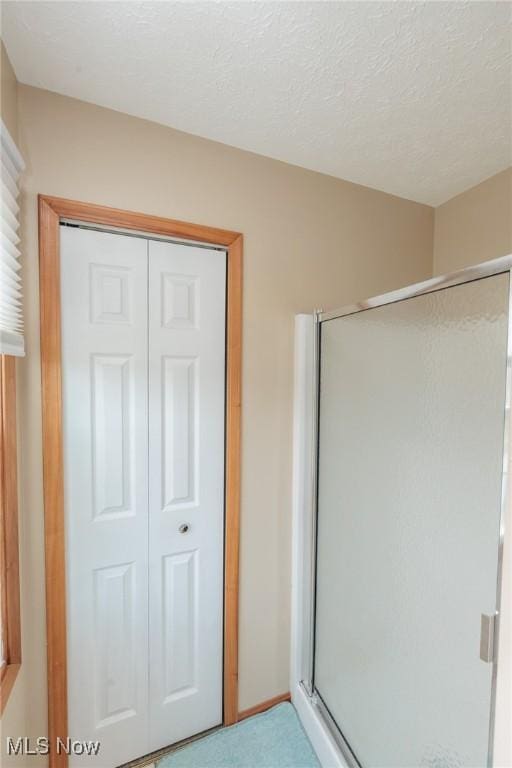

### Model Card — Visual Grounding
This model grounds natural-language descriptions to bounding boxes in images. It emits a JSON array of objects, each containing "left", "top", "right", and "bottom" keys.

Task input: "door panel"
[
  {"left": 162, "top": 549, "right": 198, "bottom": 699},
  {"left": 93, "top": 562, "right": 137, "bottom": 727},
  {"left": 314, "top": 274, "right": 509, "bottom": 767},
  {"left": 91, "top": 354, "right": 133, "bottom": 520},
  {"left": 61, "top": 227, "right": 149, "bottom": 767},
  {"left": 148, "top": 240, "right": 226, "bottom": 751},
  {"left": 161, "top": 355, "right": 198, "bottom": 509}
]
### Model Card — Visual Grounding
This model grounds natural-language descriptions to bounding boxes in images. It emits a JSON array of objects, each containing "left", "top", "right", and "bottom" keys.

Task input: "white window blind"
[{"left": 0, "top": 119, "right": 25, "bottom": 357}]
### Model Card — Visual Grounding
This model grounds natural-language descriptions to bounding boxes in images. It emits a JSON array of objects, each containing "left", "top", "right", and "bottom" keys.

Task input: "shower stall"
[{"left": 291, "top": 257, "right": 512, "bottom": 768}]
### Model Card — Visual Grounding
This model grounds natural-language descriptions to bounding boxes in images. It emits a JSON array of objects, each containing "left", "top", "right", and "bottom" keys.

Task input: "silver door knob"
[{"left": 179, "top": 523, "right": 190, "bottom": 534}]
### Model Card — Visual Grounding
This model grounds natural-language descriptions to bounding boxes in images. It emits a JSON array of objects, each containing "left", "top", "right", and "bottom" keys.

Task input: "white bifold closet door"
[
  {"left": 61, "top": 226, "right": 226, "bottom": 767},
  {"left": 148, "top": 239, "right": 225, "bottom": 748}
]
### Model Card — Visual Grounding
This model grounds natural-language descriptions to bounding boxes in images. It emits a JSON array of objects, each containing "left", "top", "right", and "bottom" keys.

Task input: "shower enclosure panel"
[{"left": 302, "top": 261, "right": 512, "bottom": 768}]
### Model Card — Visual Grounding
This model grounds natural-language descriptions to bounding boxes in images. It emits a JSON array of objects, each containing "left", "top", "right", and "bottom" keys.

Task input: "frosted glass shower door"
[{"left": 314, "top": 273, "right": 509, "bottom": 767}]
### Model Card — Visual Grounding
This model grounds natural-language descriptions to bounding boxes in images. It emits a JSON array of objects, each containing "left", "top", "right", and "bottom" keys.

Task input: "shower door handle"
[{"left": 480, "top": 613, "right": 497, "bottom": 663}]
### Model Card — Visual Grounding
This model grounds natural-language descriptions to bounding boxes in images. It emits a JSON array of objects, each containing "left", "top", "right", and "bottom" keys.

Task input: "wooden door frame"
[{"left": 38, "top": 195, "right": 242, "bottom": 768}]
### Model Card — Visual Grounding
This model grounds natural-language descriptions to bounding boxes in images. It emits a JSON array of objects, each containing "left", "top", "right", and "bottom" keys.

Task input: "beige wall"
[
  {"left": 1, "top": 82, "right": 434, "bottom": 764},
  {"left": 1, "top": 40, "right": 18, "bottom": 139},
  {"left": 433, "top": 167, "right": 512, "bottom": 275}
]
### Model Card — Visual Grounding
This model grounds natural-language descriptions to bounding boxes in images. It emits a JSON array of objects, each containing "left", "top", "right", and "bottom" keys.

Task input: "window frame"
[{"left": 0, "top": 354, "right": 21, "bottom": 713}]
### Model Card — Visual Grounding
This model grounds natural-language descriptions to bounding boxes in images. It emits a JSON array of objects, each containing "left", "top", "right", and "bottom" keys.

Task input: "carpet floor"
[{"left": 157, "top": 703, "right": 321, "bottom": 768}]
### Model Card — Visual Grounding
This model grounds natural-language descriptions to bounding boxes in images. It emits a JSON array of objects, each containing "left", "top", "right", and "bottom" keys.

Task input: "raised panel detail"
[
  {"left": 90, "top": 264, "right": 132, "bottom": 324},
  {"left": 162, "top": 551, "right": 198, "bottom": 702},
  {"left": 94, "top": 563, "right": 137, "bottom": 727},
  {"left": 161, "top": 273, "right": 199, "bottom": 329},
  {"left": 91, "top": 355, "right": 133, "bottom": 520},
  {"left": 162, "top": 356, "right": 198, "bottom": 510}
]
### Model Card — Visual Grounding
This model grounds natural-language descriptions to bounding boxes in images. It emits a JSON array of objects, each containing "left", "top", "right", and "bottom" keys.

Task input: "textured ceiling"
[{"left": 2, "top": 1, "right": 511, "bottom": 205}]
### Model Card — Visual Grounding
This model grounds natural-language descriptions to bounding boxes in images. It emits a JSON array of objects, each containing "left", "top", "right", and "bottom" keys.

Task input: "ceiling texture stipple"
[{"left": 2, "top": 1, "right": 511, "bottom": 206}]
